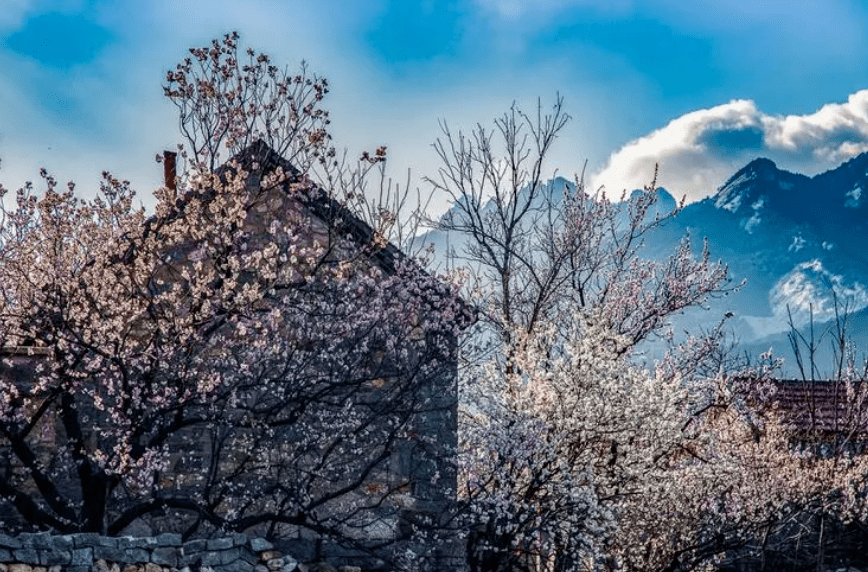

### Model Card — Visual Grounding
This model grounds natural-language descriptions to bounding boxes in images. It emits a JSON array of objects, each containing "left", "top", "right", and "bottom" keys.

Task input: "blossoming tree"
[
  {"left": 0, "top": 34, "right": 466, "bottom": 566},
  {"left": 430, "top": 100, "right": 868, "bottom": 571}
]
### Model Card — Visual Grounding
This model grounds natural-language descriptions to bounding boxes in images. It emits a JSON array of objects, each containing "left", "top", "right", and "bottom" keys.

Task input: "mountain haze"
[{"left": 422, "top": 153, "right": 868, "bottom": 375}]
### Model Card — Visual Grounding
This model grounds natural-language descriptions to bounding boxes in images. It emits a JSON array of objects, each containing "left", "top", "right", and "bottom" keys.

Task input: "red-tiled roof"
[{"left": 771, "top": 379, "right": 868, "bottom": 436}]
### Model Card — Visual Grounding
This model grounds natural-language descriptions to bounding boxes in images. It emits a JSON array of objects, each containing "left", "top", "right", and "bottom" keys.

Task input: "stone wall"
[{"left": 0, "top": 533, "right": 363, "bottom": 572}]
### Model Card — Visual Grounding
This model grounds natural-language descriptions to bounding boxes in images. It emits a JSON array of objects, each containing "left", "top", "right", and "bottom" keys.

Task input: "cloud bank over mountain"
[{"left": 592, "top": 90, "right": 868, "bottom": 202}]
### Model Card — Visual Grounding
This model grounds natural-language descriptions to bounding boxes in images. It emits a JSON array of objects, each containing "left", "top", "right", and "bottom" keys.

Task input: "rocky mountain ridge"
[{"left": 422, "top": 152, "right": 868, "bottom": 374}]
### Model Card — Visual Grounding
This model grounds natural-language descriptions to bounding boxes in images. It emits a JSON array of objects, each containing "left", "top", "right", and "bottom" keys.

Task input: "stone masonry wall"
[{"left": 0, "top": 533, "right": 361, "bottom": 572}]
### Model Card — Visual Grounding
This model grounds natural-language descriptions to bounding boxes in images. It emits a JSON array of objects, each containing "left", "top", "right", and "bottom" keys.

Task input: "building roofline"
[{"left": 227, "top": 140, "right": 477, "bottom": 329}]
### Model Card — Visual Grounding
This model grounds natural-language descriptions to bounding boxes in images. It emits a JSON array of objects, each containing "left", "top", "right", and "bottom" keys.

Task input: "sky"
[{"left": 2, "top": 0, "right": 868, "bottom": 213}]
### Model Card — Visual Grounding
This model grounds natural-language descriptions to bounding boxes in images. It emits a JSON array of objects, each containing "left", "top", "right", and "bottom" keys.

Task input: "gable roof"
[
  {"left": 223, "top": 140, "right": 406, "bottom": 275},
  {"left": 221, "top": 140, "right": 476, "bottom": 329},
  {"left": 771, "top": 379, "right": 868, "bottom": 436}
]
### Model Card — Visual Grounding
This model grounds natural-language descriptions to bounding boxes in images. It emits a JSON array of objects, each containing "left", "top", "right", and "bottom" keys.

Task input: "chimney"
[{"left": 163, "top": 151, "right": 177, "bottom": 191}]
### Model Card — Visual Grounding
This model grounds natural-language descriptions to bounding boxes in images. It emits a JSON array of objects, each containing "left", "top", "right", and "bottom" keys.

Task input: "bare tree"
[{"left": 428, "top": 97, "right": 730, "bottom": 358}]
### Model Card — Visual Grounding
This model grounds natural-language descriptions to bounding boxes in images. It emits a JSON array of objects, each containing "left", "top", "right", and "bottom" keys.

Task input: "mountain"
[
  {"left": 419, "top": 176, "right": 575, "bottom": 269},
  {"left": 710, "top": 153, "right": 868, "bottom": 249},
  {"left": 420, "top": 154, "right": 868, "bottom": 375},
  {"left": 646, "top": 153, "right": 868, "bottom": 373}
]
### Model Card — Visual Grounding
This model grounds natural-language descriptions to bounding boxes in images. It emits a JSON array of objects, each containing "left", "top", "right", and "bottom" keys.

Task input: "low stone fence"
[{"left": 0, "top": 533, "right": 359, "bottom": 572}]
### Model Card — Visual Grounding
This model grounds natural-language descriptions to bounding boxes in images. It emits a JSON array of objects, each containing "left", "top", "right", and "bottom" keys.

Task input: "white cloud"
[
  {"left": 591, "top": 90, "right": 868, "bottom": 202},
  {"left": 741, "top": 258, "right": 868, "bottom": 338},
  {"left": 771, "top": 260, "right": 868, "bottom": 326}
]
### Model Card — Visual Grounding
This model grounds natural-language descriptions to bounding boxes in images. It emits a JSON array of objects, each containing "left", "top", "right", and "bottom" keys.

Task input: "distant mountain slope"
[
  {"left": 421, "top": 154, "right": 868, "bottom": 374},
  {"left": 666, "top": 154, "right": 868, "bottom": 334}
]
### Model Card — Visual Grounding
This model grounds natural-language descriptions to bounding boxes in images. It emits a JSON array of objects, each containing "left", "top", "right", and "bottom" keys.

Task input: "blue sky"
[{"left": 2, "top": 0, "right": 868, "bottom": 211}]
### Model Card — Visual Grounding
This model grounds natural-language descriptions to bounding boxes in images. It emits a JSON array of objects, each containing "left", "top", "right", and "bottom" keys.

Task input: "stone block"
[
  {"left": 52, "top": 536, "right": 73, "bottom": 551},
  {"left": 144, "top": 563, "right": 162, "bottom": 572},
  {"left": 41, "top": 550, "right": 71, "bottom": 566},
  {"left": 0, "top": 549, "right": 11, "bottom": 561},
  {"left": 266, "top": 558, "right": 284, "bottom": 571},
  {"left": 219, "top": 560, "right": 255, "bottom": 572},
  {"left": 0, "top": 535, "right": 22, "bottom": 549},
  {"left": 282, "top": 555, "right": 298, "bottom": 572},
  {"left": 47, "top": 566, "right": 62, "bottom": 572},
  {"left": 29, "top": 533, "right": 52, "bottom": 551},
  {"left": 259, "top": 551, "right": 282, "bottom": 562},
  {"left": 249, "top": 539, "right": 273, "bottom": 553},
  {"left": 92, "top": 545, "right": 127, "bottom": 562},
  {"left": 124, "top": 548, "right": 151, "bottom": 564},
  {"left": 207, "top": 537, "right": 234, "bottom": 551},
  {"left": 96, "top": 537, "right": 119, "bottom": 548},
  {"left": 122, "top": 565, "right": 139, "bottom": 572},
  {"left": 238, "top": 550, "right": 259, "bottom": 566},
  {"left": 199, "top": 551, "right": 224, "bottom": 567},
  {"left": 7, "top": 564, "right": 32, "bottom": 572},
  {"left": 150, "top": 547, "right": 178, "bottom": 567},
  {"left": 155, "top": 533, "right": 182, "bottom": 547},
  {"left": 65, "top": 566, "right": 91, "bottom": 572},
  {"left": 116, "top": 537, "right": 144, "bottom": 550},
  {"left": 12, "top": 549, "right": 40, "bottom": 565},
  {"left": 222, "top": 548, "right": 247, "bottom": 565},
  {"left": 177, "top": 552, "right": 204, "bottom": 569},
  {"left": 181, "top": 539, "right": 207, "bottom": 555},
  {"left": 254, "top": 565, "right": 269, "bottom": 572},
  {"left": 230, "top": 533, "right": 249, "bottom": 547},
  {"left": 70, "top": 547, "right": 92, "bottom": 566},
  {"left": 72, "top": 534, "right": 101, "bottom": 548},
  {"left": 121, "top": 536, "right": 158, "bottom": 550}
]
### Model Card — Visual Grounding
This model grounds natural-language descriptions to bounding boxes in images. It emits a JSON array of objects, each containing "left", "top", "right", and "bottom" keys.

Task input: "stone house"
[{"left": 0, "top": 141, "right": 472, "bottom": 571}]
